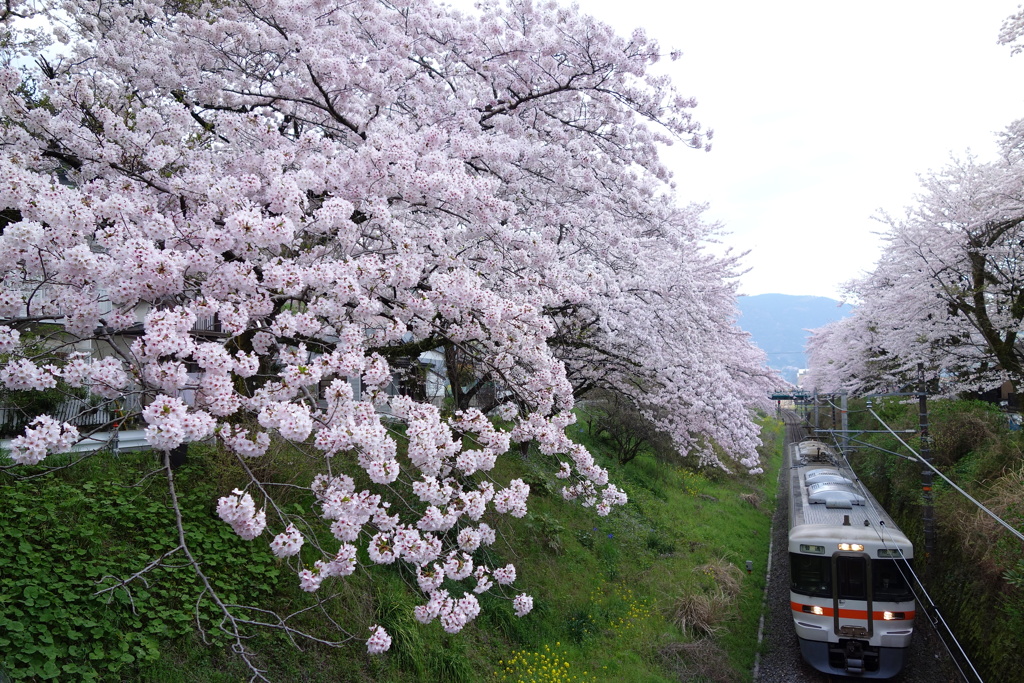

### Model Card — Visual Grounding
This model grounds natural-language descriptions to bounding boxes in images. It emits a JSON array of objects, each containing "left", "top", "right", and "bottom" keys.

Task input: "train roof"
[{"left": 788, "top": 440, "right": 913, "bottom": 558}]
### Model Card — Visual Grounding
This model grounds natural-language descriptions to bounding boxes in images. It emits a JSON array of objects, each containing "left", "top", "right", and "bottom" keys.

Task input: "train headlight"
[
  {"left": 801, "top": 605, "right": 825, "bottom": 616},
  {"left": 883, "top": 611, "right": 905, "bottom": 621},
  {"left": 838, "top": 543, "right": 864, "bottom": 552}
]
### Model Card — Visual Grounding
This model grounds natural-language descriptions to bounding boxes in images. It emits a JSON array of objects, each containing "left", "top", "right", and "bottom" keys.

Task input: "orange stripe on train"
[{"left": 790, "top": 601, "right": 915, "bottom": 621}]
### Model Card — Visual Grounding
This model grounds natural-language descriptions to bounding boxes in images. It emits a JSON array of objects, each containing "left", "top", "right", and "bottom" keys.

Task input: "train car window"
[
  {"left": 836, "top": 555, "right": 868, "bottom": 600},
  {"left": 872, "top": 559, "right": 914, "bottom": 602},
  {"left": 790, "top": 554, "right": 831, "bottom": 597}
]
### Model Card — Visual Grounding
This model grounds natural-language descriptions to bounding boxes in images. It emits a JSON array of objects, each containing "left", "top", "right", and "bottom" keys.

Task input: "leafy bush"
[
  {"left": 526, "top": 513, "right": 566, "bottom": 555},
  {"left": 930, "top": 400, "right": 1001, "bottom": 466},
  {"left": 585, "top": 390, "right": 674, "bottom": 465},
  {"left": 0, "top": 452, "right": 282, "bottom": 681}
]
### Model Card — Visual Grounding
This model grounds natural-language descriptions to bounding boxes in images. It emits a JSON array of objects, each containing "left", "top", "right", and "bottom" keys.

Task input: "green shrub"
[{"left": 0, "top": 451, "right": 283, "bottom": 681}]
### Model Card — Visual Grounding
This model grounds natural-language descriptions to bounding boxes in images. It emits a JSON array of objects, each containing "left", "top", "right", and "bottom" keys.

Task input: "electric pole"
[
  {"left": 918, "top": 363, "right": 936, "bottom": 574},
  {"left": 840, "top": 392, "right": 849, "bottom": 457},
  {"left": 813, "top": 389, "right": 819, "bottom": 432}
]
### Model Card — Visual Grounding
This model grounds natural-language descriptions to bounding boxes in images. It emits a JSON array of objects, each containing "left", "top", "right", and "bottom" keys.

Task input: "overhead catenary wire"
[
  {"left": 867, "top": 406, "right": 1024, "bottom": 546},
  {"left": 875, "top": 519, "right": 984, "bottom": 683},
  {"left": 815, "top": 430, "right": 919, "bottom": 461},
  {"left": 820, "top": 395, "right": 875, "bottom": 415},
  {"left": 824, "top": 435, "right": 983, "bottom": 683}
]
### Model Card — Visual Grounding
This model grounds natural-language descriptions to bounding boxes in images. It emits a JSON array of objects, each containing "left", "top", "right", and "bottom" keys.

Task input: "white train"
[{"left": 788, "top": 439, "right": 916, "bottom": 678}]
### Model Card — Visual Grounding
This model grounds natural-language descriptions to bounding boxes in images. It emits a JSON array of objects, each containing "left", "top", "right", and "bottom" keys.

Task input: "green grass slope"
[{"left": 0, "top": 417, "right": 783, "bottom": 682}]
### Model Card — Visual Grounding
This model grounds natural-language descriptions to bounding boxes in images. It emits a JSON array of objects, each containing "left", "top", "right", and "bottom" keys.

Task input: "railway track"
[{"left": 755, "top": 411, "right": 961, "bottom": 683}]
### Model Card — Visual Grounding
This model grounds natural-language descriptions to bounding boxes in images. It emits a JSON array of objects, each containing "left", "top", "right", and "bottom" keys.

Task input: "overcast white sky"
[
  {"left": 456, "top": 0, "right": 1024, "bottom": 298},
  {"left": 589, "top": 0, "right": 1024, "bottom": 298}
]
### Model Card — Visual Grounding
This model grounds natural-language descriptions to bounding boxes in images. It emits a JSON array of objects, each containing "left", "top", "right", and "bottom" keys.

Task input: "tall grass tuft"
[
  {"left": 696, "top": 557, "right": 744, "bottom": 598},
  {"left": 372, "top": 576, "right": 426, "bottom": 677},
  {"left": 426, "top": 640, "right": 472, "bottom": 683},
  {"left": 671, "top": 590, "right": 733, "bottom": 637}
]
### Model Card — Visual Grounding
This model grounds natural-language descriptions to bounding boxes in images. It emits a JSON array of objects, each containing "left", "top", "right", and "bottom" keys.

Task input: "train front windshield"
[
  {"left": 791, "top": 553, "right": 831, "bottom": 597},
  {"left": 790, "top": 554, "right": 914, "bottom": 602},
  {"left": 873, "top": 558, "right": 914, "bottom": 602}
]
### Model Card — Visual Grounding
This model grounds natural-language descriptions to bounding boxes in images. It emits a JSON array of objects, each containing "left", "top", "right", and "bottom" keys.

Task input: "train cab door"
[{"left": 831, "top": 552, "right": 873, "bottom": 638}]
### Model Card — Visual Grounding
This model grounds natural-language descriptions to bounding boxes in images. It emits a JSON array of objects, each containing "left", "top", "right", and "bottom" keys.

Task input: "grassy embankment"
[
  {"left": 825, "top": 398, "right": 1024, "bottom": 683},
  {"left": 0, "top": 415, "right": 784, "bottom": 682}
]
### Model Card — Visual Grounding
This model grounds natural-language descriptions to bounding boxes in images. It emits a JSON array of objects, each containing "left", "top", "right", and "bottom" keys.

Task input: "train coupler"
[{"left": 828, "top": 639, "right": 880, "bottom": 674}]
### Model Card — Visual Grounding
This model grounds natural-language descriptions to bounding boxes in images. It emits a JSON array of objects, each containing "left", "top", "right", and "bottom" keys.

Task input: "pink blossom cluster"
[
  {"left": 493, "top": 564, "right": 517, "bottom": 586},
  {"left": 8, "top": 416, "right": 79, "bottom": 465},
  {"left": 192, "top": 342, "right": 235, "bottom": 375},
  {"left": 47, "top": 352, "right": 127, "bottom": 400},
  {"left": 400, "top": 401, "right": 461, "bottom": 477},
  {"left": 269, "top": 524, "right": 305, "bottom": 558},
  {"left": 320, "top": 544, "right": 358, "bottom": 578},
  {"left": 313, "top": 474, "right": 391, "bottom": 545},
  {"left": 86, "top": 357, "right": 128, "bottom": 399},
  {"left": 472, "top": 565, "right": 493, "bottom": 594},
  {"left": 0, "top": 325, "right": 20, "bottom": 353},
  {"left": 217, "top": 424, "right": 271, "bottom": 458},
  {"left": 493, "top": 479, "right": 531, "bottom": 518},
  {"left": 216, "top": 489, "right": 267, "bottom": 541},
  {"left": 450, "top": 408, "right": 511, "bottom": 475},
  {"left": 0, "top": 358, "right": 58, "bottom": 391},
  {"left": 443, "top": 551, "right": 475, "bottom": 581},
  {"left": 142, "top": 395, "right": 215, "bottom": 451},
  {"left": 365, "top": 526, "right": 445, "bottom": 567},
  {"left": 510, "top": 414, "right": 620, "bottom": 505},
  {"left": 143, "top": 361, "right": 189, "bottom": 394},
  {"left": 312, "top": 397, "right": 400, "bottom": 484},
  {"left": 257, "top": 401, "right": 313, "bottom": 442},
  {"left": 295, "top": 543, "right": 358, "bottom": 593},
  {"left": 197, "top": 373, "right": 242, "bottom": 416},
  {"left": 366, "top": 625, "right": 392, "bottom": 654},
  {"left": 296, "top": 569, "right": 321, "bottom": 593},
  {"left": 231, "top": 350, "right": 259, "bottom": 378},
  {"left": 559, "top": 479, "right": 627, "bottom": 516},
  {"left": 456, "top": 523, "right": 496, "bottom": 552},
  {"left": 513, "top": 594, "right": 534, "bottom": 617},
  {"left": 132, "top": 308, "right": 198, "bottom": 363},
  {"left": 413, "top": 588, "right": 482, "bottom": 634},
  {"left": 597, "top": 484, "right": 629, "bottom": 517}
]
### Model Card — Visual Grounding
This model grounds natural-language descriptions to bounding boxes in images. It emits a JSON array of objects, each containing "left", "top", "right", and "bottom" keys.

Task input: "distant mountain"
[{"left": 735, "top": 294, "right": 854, "bottom": 385}]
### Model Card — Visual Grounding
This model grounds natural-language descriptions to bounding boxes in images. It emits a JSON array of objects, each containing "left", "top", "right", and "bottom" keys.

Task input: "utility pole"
[
  {"left": 813, "top": 389, "right": 819, "bottom": 433},
  {"left": 840, "top": 392, "right": 849, "bottom": 456},
  {"left": 918, "top": 363, "right": 936, "bottom": 574}
]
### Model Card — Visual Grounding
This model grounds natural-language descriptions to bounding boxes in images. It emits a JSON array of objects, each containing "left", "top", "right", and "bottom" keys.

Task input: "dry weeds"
[
  {"left": 658, "top": 639, "right": 740, "bottom": 683},
  {"left": 951, "top": 467, "right": 1024, "bottom": 563},
  {"left": 696, "top": 557, "right": 744, "bottom": 598},
  {"left": 932, "top": 411, "right": 996, "bottom": 466},
  {"left": 670, "top": 590, "right": 732, "bottom": 637},
  {"left": 739, "top": 491, "right": 762, "bottom": 509}
]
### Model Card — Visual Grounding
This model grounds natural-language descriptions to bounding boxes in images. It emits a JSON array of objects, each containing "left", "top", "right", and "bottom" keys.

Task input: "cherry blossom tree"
[
  {"left": 806, "top": 8, "right": 1024, "bottom": 398},
  {"left": 548, "top": 202, "right": 773, "bottom": 471},
  {"left": 807, "top": 125, "right": 1024, "bottom": 396},
  {"left": 0, "top": 0, "right": 771, "bottom": 674}
]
